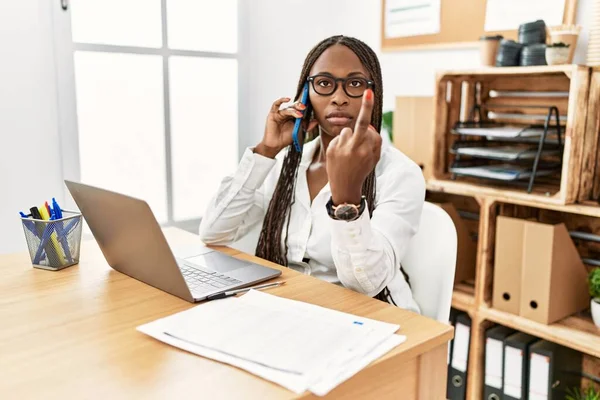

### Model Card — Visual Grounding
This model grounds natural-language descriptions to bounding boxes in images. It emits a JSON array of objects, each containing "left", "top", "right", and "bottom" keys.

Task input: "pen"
[
  {"left": 20, "top": 212, "right": 39, "bottom": 237},
  {"left": 206, "top": 281, "right": 285, "bottom": 301}
]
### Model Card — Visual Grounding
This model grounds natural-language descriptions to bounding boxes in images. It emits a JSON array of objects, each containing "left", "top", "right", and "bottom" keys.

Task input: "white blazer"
[{"left": 199, "top": 139, "right": 425, "bottom": 314}]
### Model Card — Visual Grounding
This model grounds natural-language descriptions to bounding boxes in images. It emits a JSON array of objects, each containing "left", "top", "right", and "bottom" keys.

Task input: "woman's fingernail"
[
  {"left": 298, "top": 104, "right": 306, "bottom": 110},
  {"left": 365, "top": 89, "right": 373, "bottom": 101}
]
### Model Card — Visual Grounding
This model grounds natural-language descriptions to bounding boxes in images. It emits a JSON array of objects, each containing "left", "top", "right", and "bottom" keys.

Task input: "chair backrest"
[{"left": 402, "top": 202, "right": 458, "bottom": 323}]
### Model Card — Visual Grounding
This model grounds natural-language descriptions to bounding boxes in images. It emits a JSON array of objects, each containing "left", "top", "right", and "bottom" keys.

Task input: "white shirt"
[{"left": 199, "top": 139, "right": 425, "bottom": 314}]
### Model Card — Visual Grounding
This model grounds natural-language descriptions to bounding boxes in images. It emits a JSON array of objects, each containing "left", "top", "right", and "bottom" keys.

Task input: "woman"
[{"left": 199, "top": 35, "right": 425, "bottom": 313}]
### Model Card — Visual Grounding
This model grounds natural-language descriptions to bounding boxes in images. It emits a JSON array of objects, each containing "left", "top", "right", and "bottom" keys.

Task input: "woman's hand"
[
  {"left": 326, "top": 89, "right": 382, "bottom": 205},
  {"left": 255, "top": 97, "right": 318, "bottom": 159}
]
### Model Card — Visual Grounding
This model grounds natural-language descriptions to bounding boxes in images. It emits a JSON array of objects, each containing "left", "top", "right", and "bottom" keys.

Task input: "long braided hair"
[{"left": 255, "top": 36, "right": 393, "bottom": 301}]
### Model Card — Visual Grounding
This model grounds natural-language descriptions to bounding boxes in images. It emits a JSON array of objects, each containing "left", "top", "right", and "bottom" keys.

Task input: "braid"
[{"left": 255, "top": 35, "right": 384, "bottom": 266}]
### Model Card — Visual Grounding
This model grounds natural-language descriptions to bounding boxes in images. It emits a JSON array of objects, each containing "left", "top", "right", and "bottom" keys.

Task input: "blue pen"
[
  {"left": 20, "top": 212, "right": 39, "bottom": 238},
  {"left": 52, "top": 198, "right": 63, "bottom": 219},
  {"left": 292, "top": 82, "right": 310, "bottom": 152}
]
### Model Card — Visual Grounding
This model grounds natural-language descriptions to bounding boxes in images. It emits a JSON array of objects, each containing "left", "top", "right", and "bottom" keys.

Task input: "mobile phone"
[{"left": 292, "top": 82, "right": 310, "bottom": 152}]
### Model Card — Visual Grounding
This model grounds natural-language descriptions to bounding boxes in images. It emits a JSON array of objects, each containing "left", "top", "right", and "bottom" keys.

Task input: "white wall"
[
  {"left": 0, "top": 0, "right": 64, "bottom": 254},
  {"left": 0, "top": 0, "right": 593, "bottom": 254},
  {"left": 238, "top": 0, "right": 592, "bottom": 155}
]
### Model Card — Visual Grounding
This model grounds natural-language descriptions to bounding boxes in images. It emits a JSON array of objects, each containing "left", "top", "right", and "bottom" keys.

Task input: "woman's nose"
[{"left": 330, "top": 84, "right": 349, "bottom": 106}]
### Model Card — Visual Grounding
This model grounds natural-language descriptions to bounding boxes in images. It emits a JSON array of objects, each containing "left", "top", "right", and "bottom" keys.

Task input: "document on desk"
[{"left": 137, "top": 290, "right": 406, "bottom": 396}]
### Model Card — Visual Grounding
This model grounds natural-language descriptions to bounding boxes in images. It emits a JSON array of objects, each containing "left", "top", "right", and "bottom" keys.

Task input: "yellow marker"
[{"left": 39, "top": 205, "right": 66, "bottom": 265}]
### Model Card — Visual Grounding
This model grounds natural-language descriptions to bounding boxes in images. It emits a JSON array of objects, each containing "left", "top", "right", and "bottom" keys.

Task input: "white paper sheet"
[
  {"left": 484, "top": 0, "right": 565, "bottom": 32},
  {"left": 384, "top": 0, "right": 441, "bottom": 38},
  {"left": 137, "top": 291, "right": 406, "bottom": 396}
]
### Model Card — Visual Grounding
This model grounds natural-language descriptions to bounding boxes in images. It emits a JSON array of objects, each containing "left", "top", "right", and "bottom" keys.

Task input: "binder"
[
  {"left": 520, "top": 221, "right": 589, "bottom": 324},
  {"left": 503, "top": 332, "right": 538, "bottom": 400},
  {"left": 493, "top": 217, "right": 526, "bottom": 315},
  {"left": 484, "top": 325, "right": 515, "bottom": 400},
  {"left": 528, "top": 340, "right": 582, "bottom": 400},
  {"left": 448, "top": 308, "right": 461, "bottom": 364},
  {"left": 448, "top": 312, "right": 471, "bottom": 400},
  {"left": 447, "top": 308, "right": 462, "bottom": 400}
]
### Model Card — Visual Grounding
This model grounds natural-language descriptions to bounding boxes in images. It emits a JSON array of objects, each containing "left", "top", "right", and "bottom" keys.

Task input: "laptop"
[{"left": 65, "top": 180, "right": 281, "bottom": 303}]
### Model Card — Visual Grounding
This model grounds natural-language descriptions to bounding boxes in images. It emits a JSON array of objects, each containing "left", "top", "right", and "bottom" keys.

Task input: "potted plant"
[
  {"left": 546, "top": 42, "right": 571, "bottom": 65},
  {"left": 565, "top": 386, "right": 600, "bottom": 400},
  {"left": 590, "top": 267, "right": 600, "bottom": 328}
]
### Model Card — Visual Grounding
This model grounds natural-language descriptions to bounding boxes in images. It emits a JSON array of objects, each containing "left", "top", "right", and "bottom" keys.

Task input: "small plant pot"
[
  {"left": 546, "top": 47, "right": 570, "bottom": 65},
  {"left": 592, "top": 298, "right": 600, "bottom": 328}
]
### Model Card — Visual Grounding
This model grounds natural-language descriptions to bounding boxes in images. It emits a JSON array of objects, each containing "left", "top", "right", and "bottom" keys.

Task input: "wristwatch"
[{"left": 326, "top": 196, "right": 366, "bottom": 221}]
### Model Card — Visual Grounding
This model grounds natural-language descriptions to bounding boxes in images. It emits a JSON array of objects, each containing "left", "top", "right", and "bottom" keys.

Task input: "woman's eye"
[
  {"left": 349, "top": 80, "right": 363, "bottom": 87},
  {"left": 317, "top": 80, "right": 332, "bottom": 87}
]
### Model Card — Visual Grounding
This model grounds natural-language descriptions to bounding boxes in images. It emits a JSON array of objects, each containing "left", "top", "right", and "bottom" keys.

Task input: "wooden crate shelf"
[
  {"left": 431, "top": 65, "right": 596, "bottom": 205},
  {"left": 428, "top": 179, "right": 600, "bottom": 217},
  {"left": 452, "top": 287, "right": 476, "bottom": 314},
  {"left": 479, "top": 306, "right": 600, "bottom": 359},
  {"left": 434, "top": 64, "right": 584, "bottom": 77}
]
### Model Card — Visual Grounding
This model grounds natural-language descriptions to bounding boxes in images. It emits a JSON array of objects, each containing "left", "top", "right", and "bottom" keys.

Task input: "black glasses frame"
[{"left": 307, "top": 74, "right": 375, "bottom": 98}]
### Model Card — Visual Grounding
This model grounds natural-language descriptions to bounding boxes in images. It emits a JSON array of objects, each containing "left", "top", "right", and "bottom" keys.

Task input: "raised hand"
[
  {"left": 255, "top": 97, "right": 318, "bottom": 159},
  {"left": 326, "top": 89, "right": 382, "bottom": 205}
]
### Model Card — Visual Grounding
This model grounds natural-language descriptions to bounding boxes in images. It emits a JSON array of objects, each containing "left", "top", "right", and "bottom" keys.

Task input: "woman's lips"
[
  {"left": 326, "top": 117, "right": 352, "bottom": 125},
  {"left": 326, "top": 111, "right": 353, "bottom": 126}
]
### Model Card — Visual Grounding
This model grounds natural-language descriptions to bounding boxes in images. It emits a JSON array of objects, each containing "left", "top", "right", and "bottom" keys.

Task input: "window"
[{"left": 70, "top": 0, "right": 238, "bottom": 226}]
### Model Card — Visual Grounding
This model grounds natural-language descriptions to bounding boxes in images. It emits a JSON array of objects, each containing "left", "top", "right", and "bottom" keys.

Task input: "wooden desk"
[{"left": 0, "top": 228, "right": 453, "bottom": 399}]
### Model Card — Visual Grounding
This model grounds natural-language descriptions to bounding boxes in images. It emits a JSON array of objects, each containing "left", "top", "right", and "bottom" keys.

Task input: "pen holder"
[{"left": 20, "top": 211, "right": 83, "bottom": 271}]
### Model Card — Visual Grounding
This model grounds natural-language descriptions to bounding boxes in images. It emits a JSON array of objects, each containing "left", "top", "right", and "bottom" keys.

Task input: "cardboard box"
[
  {"left": 520, "top": 221, "right": 589, "bottom": 324},
  {"left": 433, "top": 202, "right": 477, "bottom": 285},
  {"left": 493, "top": 216, "right": 525, "bottom": 315},
  {"left": 493, "top": 216, "right": 589, "bottom": 324},
  {"left": 393, "top": 97, "right": 434, "bottom": 179}
]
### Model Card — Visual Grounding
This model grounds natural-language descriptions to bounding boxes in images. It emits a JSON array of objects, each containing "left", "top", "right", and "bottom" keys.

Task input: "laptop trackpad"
[{"left": 186, "top": 252, "right": 249, "bottom": 273}]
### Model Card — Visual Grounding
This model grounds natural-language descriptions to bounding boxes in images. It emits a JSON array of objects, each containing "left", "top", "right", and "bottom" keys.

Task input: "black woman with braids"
[{"left": 199, "top": 35, "right": 425, "bottom": 313}]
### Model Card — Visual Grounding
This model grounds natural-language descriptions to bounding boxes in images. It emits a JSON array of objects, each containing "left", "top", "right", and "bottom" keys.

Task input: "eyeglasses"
[{"left": 307, "top": 74, "right": 375, "bottom": 98}]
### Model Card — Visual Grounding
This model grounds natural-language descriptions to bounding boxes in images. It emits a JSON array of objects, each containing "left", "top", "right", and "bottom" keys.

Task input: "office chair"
[{"left": 401, "top": 201, "right": 458, "bottom": 323}]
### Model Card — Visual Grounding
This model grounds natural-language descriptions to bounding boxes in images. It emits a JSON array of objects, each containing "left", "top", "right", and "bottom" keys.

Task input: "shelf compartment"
[{"left": 432, "top": 66, "right": 591, "bottom": 204}]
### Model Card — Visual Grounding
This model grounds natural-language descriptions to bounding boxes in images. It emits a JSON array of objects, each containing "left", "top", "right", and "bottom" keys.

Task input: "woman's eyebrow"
[
  {"left": 347, "top": 71, "right": 367, "bottom": 77},
  {"left": 312, "top": 71, "right": 367, "bottom": 77}
]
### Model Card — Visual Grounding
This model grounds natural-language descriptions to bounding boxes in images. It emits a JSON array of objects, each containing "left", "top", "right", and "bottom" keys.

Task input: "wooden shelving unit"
[
  {"left": 441, "top": 194, "right": 600, "bottom": 400},
  {"left": 418, "top": 65, "right": 600, "bottom": 400},
  {"left": 452, "top": 283, "right": 476, "bottom": 314},
  {"left": 479, "top": 306, "right": 600, "bottom": 359}
]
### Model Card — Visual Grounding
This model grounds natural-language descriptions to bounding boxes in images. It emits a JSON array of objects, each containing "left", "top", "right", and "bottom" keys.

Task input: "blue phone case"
[{"left": 292, "top": 82, "right": 310, "bottom": 152}]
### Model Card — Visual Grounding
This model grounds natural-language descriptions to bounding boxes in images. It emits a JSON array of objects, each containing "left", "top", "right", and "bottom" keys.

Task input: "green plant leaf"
[
  {"left": 382, "top": 111, "right": 393, "bottom": 142},
  {"left": 589, "top": 268, "right": 600, "bottom": 298}
]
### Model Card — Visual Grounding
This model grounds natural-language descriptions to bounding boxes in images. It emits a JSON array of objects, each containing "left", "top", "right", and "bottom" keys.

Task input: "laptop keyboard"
[{"left": 179, "top": 263, "right": 242, "bottom": 293}]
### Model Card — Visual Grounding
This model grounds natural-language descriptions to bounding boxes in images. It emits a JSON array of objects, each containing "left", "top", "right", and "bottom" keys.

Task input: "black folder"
[
  {"left": 527, "top": 340, "right": 582, "bottom": 399},
  {"left": 503, "top": 332, "right": 538, "bottom": 400},
  {"left": 447, "top": 312, "right": 471, "bottom": 400},
  {"left": 483, "top": 325, "right": 515, "bottom": 400}
]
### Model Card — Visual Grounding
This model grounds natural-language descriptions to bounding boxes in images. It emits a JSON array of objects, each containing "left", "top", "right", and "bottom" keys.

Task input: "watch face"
[{"left": 334, "top": 204, "right": 359, "bottom": 220}]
